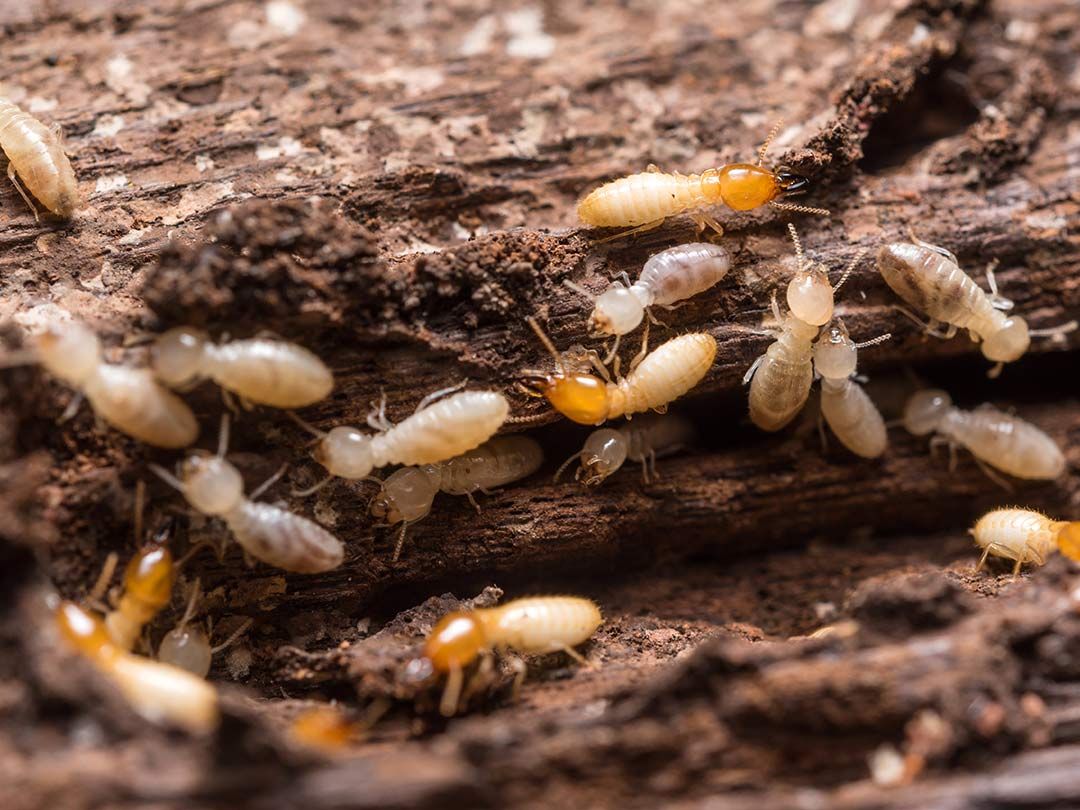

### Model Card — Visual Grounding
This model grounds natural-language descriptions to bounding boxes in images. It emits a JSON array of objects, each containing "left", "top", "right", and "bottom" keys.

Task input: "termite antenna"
[
  {"left": 504, "top": 411, "right": 553, "bottom": 426},
  {"left": 287, "top": 410, "right": 328, "bottom": 440},
  {"left": 855, "top": 333, "right": 892, "bottom": 349},
  {"left": 757, "top": 118, "right": 783, "bottom": 166},
  {"left": 210, "top": 618, "right": 253, "bottom": 654},
  {"left": 1029, "top": 320, "right": 1078, "bottom": 341},
  {"left": 906, "top": 228, "right": 958, "bottom": 265},
  {"left": 87, "top": 552, "right": 119, "bottom": 605},
  {"left": 786, "top": 223, "right": 805, "bottom": 268},
  {"left": 175, "top": 578, "right": 202, "bottom": 633},
  {"left": 562, "top": 279, "right": 596, "bottom": 302},
  {"left": 832, "top": 248, "right": 866, "bottom": 295},
  {"left": 552, "top": 450, "right": 584, "bottom": 483},
  {"left": 770, "top": 201, "right": 831, "bottom": 216},
  {"left": 133, "top": 479, "right": 146, "bottom": 543},
  {"left": 527, "top": 316, "right": 567, "bottom": 375},
  {"left": 216, "top": 413, "right": 231, "bottom": 459},
  {"left": 148, "top": 463, "right": 185, "bottom": 493}
]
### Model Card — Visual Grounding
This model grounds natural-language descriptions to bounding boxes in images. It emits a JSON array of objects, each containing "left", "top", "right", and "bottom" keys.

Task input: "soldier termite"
[
  {"left": 903, "top": 389, "right": 1066, "bottom": 489},
  {"left": 369, "top": 435, "right": 544, "bottom": 561},
  {"left": 157, "top": 580, "right": 253, "bottom": 677},
  {"left": 877, "top": 240, "right": 1078, "bottom": 378},
  {"left": 422, "top": 595, "right": 602, "bottom": 717},
  {"left": 812, "top": 319, "right": 891, "bottom": 459},
  {"left": 150, "top": 414, "right": 345, "bottom": 573},
  {"left": 54, "top": 599, "right": 219, "bottom": 734},
  {"left": 152, "top": 328, "right": 333, "bottom": 409},
  {"left": 521, "top": 318, "right": 716, "bottom": 426},
  {"left": 554, "top": 412, "right": 697, "bottom": 485},
  {"left": 564, "top": 242, "right": 731, "bottom": 362},
  {"left": 970, "top": 508, "right": 1080, "bottom": 575},
  {"left": 0, "top": 97, "right": 79, "bottom": 219},
  {"left": 291, "top": 388, "right": 511, "bottom": 494},
  {"left": 1, "top": 317, "right": 198, "bottom": 448},
  {"left": 576, "top": 120, "right": 828, "bottom": 240}
]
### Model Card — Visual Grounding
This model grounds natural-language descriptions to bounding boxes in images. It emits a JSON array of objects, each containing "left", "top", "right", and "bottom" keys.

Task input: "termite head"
[
  {"left": 178, "top": 453, "right": 244, "bottom": 516},
  {"left": 591, "top": 285, "right": 645, "bottom": 337},
  {"left": 578, "top": 428, "right": 628, "bottom": 485},
  {"left": 159, "top": 624, "right": 213, "bottom": 677},
  {"left": 153, "top": 327, "right": 210, "bottom": 388},
  {"left": 523, "top": 317, "right": 610, "bottom": 425},
  {"left": 368, "top": 467, "right": 436, "bottom": 524},
  {"left": 709, "top": 164, "right": 782, "bottom": 211},
  {"left": 56, "top": 601, "right": 115, "bottom": 661},
  {"left": 34, "top": 320, "right": 101, "bottom": 387},
  {"left": 981, "top": 317, "right": 1029, "bottom": 363},
  {"left": 1057, "top": 522, "right": 1080, "bottom": 562},
  {"left": 813, "top": 319, "right": 857, "bottom": 380},
  {"left": 787, "top": 261, "right": 835, "bottom": 326},
  {"left": 313, "top": 426, "right": 374, "bottom": 479},
  {"left": 123, "top": 544, "right": 175, "bottom": 611},
  {"left": 903, "top": 389, "right": 952, "bottom": 436},
  {"left": 423, "top": 611, "right": 487, "bottom": 672}
]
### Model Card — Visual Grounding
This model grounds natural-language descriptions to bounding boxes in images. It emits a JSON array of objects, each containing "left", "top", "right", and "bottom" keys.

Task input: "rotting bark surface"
[{"left": 1, "top": 0, "right": 1080, "bottom": 808}]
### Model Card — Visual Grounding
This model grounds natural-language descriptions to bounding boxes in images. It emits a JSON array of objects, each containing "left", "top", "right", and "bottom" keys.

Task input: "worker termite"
[
  {"left": 157, "top": 580, "right": 253, "bottom": 677},
  {"left": 369, "top": 435, "right": 544, "bottom": 560},
  {"left": 1, "top": 317, "right": 198, "bottom": 448},
  {"left": 152, "top": 328, "right": 333, "bottom": 409},
  {"left": 903, "top": 389, "right": 1066, "bottom": 488},
  {"left": 422, "top": 595, "right": 603, "bottom": 717},
  {"left": 877, "top": 240, "right": 1078, "bottom": 377},
  {"left": 292, "top": 388, "right": 511, "bottom": 493},
  {"left": 0, "top": 97, "right": 79, "bottom": 219},
  {"left": 812, "top": 320, "right": 891, "bottom": 459},
  {"left": 521, "top": 318, "right": 716, "bottom": 426},
  {"left": 970, "top": 508, "right": 1080, "bottom": 575},
  {"left": 554, "top": 412, "right": 697, "bottom": 485},
  {"left": 565, "top": 242, "right": 731, "bottom": 360},
  {"left": 150, "top": 414, "right": 345, "bottom": 573},
  {"left": 576, "top": 120, "right": 828, "bottom": 239},
  {"left": 54, "top": 599, "right": 219, "bottom": 734}
]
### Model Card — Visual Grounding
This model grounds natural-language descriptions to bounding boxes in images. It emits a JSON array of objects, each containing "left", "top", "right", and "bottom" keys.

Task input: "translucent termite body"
[
  {"left": 152, "top": 416, "right": 344, "bottom": 573},
  {"left": 153, "top": 327, "right": 333, "bottom": 409},
  {"left": 576, "top": 122, "right": 826, "bottom": 238},
  {"left": 370, "top": 435, "right": 544, "bottom": 559},
  {"left": 903, "top": 389, "right": 1065, "bottom": 483},
  {"left": 523, "top": 318, "right": 716, "bottom": 426},
  {"left": 557, "top": 412, "right": 697, "bottom": 485},
  {"left": 423, "top": 596, "right": 602, "bottom": 716},
  {"left": 970, "top": 508, "right": 1080, "bottom": 575},
  {"left": 104, "top": 544, "right": 176, "bottom": 651},
  {"left": 157, "top": 582, "right": 253, "bottom": 678},
  {"left": 0, "top": 98, "right": 79, "bottom": 218},
  {"left": 813, "top": 320, "right": 889, "bottom": 459},
  {"left": 11, "top": 318, "right": 198, "bottom": 448},
  {"left": 877, "top": 241, "right": 1077, "bottom": 376},
  {"left": 55, "top": 600, "right": 219, "bottom": 733}
]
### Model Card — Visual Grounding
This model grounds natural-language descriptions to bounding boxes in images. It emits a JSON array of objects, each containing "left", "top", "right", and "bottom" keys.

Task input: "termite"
[
  {"left": 1, "top": 317, "right": 198, "bottom": 448},
  {"left": 152, "top": 328, "right": 333, "bottom": 409},
  {"left": 970, "top": 508, "right": 1080, "bottom": 575},
  {"left": 902, "top": 389, "right": 1066, "bottom": 489},
  {"left": 812, "top": 319, "right": 891, "bottom": 459},
  {"left": 150, "top": 414, "right": 345, "bottom": 573},
  {"left": 157, "top": 580, "right": 252, "bottom": 677},
  {"left": 565, "top": 243, "right": 731, "bottom": 361},
  {"left": 877, "top": 239, "right": 1077, "bottom": 377},
  {"left": 54, "top": 599, "right": 219, "bottom": 733},
  {"left": 292, "top": 387, "right": 511, "bottom": 493},
  {"left": 554, "top": 412, "right": 697, "bottom": 485},
  {"left": 369, "top": 435, "right": 544, "bottom": 560},
  {"left": 576, "top": 120, "right": 828, "bottom": 239},
  {"left": 0, "top": 97, "right": 79, "bottom": 219},
  {"left": 744, "top": 225, "right": 857, "bottom": 432},
  {"left": 422, "top": 595, "right": 602, "bottom": 717},
  {"left": 521, "top": 318, "right": 716, "bottom": 426}
]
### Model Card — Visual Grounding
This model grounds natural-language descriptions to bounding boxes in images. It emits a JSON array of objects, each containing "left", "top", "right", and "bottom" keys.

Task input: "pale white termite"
[
  {"left": 369, "top": 435, "right": 544, "bottom": 560},
  {"left": 423, "top": 595, "right": 602, "bottom": 716},
  {"left": 152, "top": 327, "right": 333, "bottom": 409},
  {"left": 877, "top": 239, "right": 1077, "bottom": 377},
  {"left": 812, "top": 320, "right": 891, "bottom": 459},
  {"left": 3, "top": 317, "right": 198, "bottom": 448},
  {"left": 158, "top": 580, "right": 252, "bottom": 677},
  {"left": 903, "top": 389, "right": 1066, "bottom": 488},
  {"left": 0, "top": 97, "right": 79, "bottom": 219},
  {"left": 970, "top": 508, "right": 1080, "bottom": 575},
  {"left": 554, "top": 412, "right": 697, "bottom": 485},
  {"left": 293, "top": 388, "right": 511, "bottom": 492},
  {"left": 150, "top": 415, "right": 344, "bottom": 573}
]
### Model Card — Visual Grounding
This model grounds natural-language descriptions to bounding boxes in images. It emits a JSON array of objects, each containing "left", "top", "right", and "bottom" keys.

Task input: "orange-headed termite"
[
  {"left": 554, "top": 412, "right": 696, "bottom": 485},
  {"left": 970, "top": 508, "right": 1080, "bottom": 575},
  {"left": 0, "top": 97, "right": 79, "bottom": 219}
]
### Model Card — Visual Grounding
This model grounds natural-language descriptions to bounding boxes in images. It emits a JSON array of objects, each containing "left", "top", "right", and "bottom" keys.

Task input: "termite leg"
[
  {"left": 892, "top": 306, "right": 957, "bottom": 340},
  {"left": 972, "top": 456, "right": 1014, "bottom": 493},
  {"left": 508, "top": 656, "right": 528, "bottom": 701},
  {"left": 906, "top": 229, "right": 958, "bottom": 266},
  {"left": 1012, "top": 558, "right": 1023, "bottom": 578},
  {"left": 6, "top": 163, "right": 40, "bottom": 222},
  {"left": 646, "top": 163, "right": 663, "bottom": 174},
  {"left": 769, "top": 289, "right": 783, "bottom": 324},
  {"left": 986, "top": 362, "right": 1004, "bottom": 380},
  {"left": 414, "top": 380, "right": 468, "bottom": 413},
  {"left": 221, "top": 388, "right": 243, "bottom": 416},
  {"left": 249, "top": 463, "right": 289, "bottom": 501},
  {"left": 465, "top": 491, "right": 482, "bottom": 514},
  {"left": 555, "top": 643, "right": 591, "bottom": 668},
  {"left": 440, "top": 663, "right": 465, "bottom": 717},
  {"left": 586, "top": 350, "right": 613, "bottom": 384},
  {"left": 367, "top": 391, "right": 393, "bottom": 433},
  {"left": 596, "top": 218, "right": 666, "bottom": 244},
  {"left": 553, "top": 450, "right": 584, "bottom": 483},
  {"left": 817, "top": 408, "right": 829, "bottom": 454},
  {"left": 982, "top": 260, "right": 1014, "bottom": 311},
  {"left": 689, "top": 210, "right": 724, "bottom": 239},
  {"left": 975, "top": 545, "right": 992, "bottom": 572},
  {"left": 87, "top": 552, "right": 119, "bottom": 611},
  {"left": 216, "top": 413, "right": 232, "bottom": 458},
  {"left": 58, "top": 392, "right": 85, "bottom": 423},
  {"left": 742, "top": 354, "right": 765, "bottom": 385},
  {"left": 459, "top": 652, "right": 495, "bottom": 708},
  {"left": 627, "top": 322, "right": 651, "bottom": 374},
  {"left": 601, "top": 334, "right": 622, "bottom": 368}
]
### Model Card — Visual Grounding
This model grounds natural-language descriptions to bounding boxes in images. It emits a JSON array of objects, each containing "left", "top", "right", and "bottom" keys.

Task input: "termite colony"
[{"left": 2, "top": 95, "right": 1076, "bottom": 746}]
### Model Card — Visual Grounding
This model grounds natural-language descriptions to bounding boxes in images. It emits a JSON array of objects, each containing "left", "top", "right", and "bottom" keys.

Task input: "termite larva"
[
  {"left": 369, "top": 435, "right": 544, "bottom": 560},
  {"left": 423, "top": 595, "right": 602, "bottom": 716},
  {"left": 554, "top": 412, "right": 696, "bottom": 485},
  {"left": 877, "top": 240, "right": 1077, "bottom": 377},
  {"left": 577, "top": 121, "right": 827, "bottom": 239},
  {"left": 0, "top": 97, "right": 79, "bottom": 218},
  {"left": 812, "top": 320, "right": 890, "bottom": 459},
  {"left": 521, "top": 318, "right": 716, "bottom": 426},
  {"left": 157, "top": 581, "right": 252, "bottom": 677},
  {"left": 970, "top": 508, "right": 1080, "bottom": 575},
  {"left": 3, "top": 318, "right": 198, "bottom": 448},
  {"left": 55, "top": 600, "right": 219, "bottom": 733},
  {"left": 903, "top": 389, "right": 1066, "bottom": 487},
  {"left": 293, "top": 388, "right": 511, "bottom": 492},
  {"left": 152, "top": 328, "right": 333, "bottom": 409},
  {"left": 151, "top": 415, "right": 344, "bottom": 573}
]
